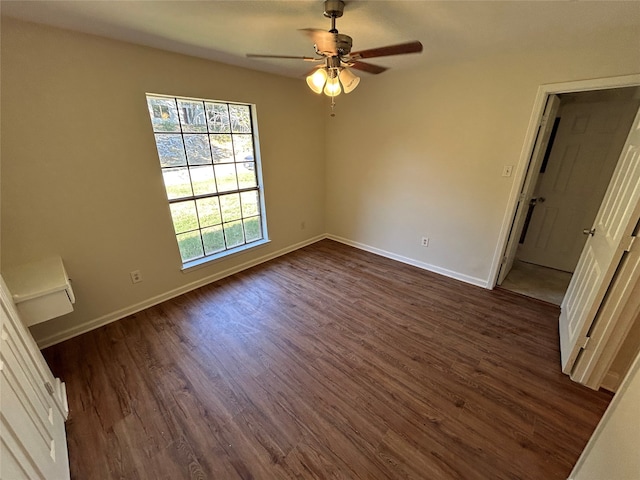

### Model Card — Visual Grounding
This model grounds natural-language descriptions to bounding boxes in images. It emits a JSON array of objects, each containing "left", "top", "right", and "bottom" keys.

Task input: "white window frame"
[{"left": 145, "top": 93, "right": 269, "bottom": 269}]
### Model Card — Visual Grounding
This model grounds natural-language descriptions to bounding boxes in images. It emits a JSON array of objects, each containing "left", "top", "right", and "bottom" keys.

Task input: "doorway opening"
[{"left": 497, "top": 86, "right": 640, "bottom": 305}]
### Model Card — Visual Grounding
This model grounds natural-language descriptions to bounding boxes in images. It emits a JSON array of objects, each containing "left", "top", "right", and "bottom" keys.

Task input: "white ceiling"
[{"left": 2, "top": 1, "right": 639, "bottom": 79}]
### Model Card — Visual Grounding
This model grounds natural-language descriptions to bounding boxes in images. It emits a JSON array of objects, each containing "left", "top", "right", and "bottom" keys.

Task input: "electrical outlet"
[
  {"left": 502, "top": 165, "right": 513, "bottom": 177},
  {"left": 421, "top": 237, "right": 429, "bottom": 247},
  {"left": 130, "top": 270, "right": 142, "bottom": 284}
]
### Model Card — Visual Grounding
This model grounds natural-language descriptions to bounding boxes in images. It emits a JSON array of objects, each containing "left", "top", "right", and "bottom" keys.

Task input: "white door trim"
[
  {"left": 488, "top": 74, "right": 640, "bottom": 288},
  {"left": 496, "top": 94, "right": 560, "bottom": 284}
]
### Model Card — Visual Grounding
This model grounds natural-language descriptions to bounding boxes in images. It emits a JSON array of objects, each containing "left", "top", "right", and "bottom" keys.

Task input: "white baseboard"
[
  {"left": 36, "top": 235, "right": 325, "bottom": 348},
  {"left": 326, "top": 235, "right": 489, "bottom": 289},
  {"left": 37, "top": 233, "right": 489, "bottom": 348},
  {"left": 600, "top": 371, "right": 620, "bottom": 393}
]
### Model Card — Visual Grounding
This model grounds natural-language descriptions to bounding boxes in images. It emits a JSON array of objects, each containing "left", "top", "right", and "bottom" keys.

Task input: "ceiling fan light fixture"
[
  {"left": 306, "top": 68, "right": 328, "bottom": 94},
  {"left": 323, "top": 72, "right": 342, "bottom": 97},
  {"left": 247, "top": 0, "right": 423, "bottom": 107},
  {"left": 338, "top": 68, "right": 360, "bottom": 93}
]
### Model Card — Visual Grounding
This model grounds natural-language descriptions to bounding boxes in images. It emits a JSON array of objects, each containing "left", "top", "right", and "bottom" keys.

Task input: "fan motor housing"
[
  {"left": 335, "top": 33, "right": 352, "bottom": 56},
  {"left": 324, "top": 0, "right": 345, "bottom": 18}
]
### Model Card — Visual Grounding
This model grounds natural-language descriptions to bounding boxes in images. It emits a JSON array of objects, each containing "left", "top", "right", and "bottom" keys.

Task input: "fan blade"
[
  {"left": 350, "top": 41, "right": 423, "bottom": 61},
  {"left": 299, "top": 28, "right": 337, "bottom": 56},
  {"left": 349, "top": 61, "right": 388, "bottom": 75},
  {"left": 247, "top": 54, "right": 320, "bottom": 62}
]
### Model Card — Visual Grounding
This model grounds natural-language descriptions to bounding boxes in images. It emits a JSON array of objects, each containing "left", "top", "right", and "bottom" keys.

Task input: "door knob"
[{"left": 583, "top": 228, "right": 596, "bottom": 236}]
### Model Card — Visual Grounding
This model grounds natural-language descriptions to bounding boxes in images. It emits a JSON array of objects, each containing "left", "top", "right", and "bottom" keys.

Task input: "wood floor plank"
[{"left": 43, "top": 239, "right": 612, "bottom": 479}]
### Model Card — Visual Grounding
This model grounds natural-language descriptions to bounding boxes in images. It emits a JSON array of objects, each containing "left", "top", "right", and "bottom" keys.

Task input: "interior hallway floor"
[{"left": 499, "top": 259, "right": 573, "bottom": 305}]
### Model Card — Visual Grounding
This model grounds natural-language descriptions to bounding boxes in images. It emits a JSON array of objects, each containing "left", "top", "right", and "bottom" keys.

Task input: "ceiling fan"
[{"left": 246, "top": 0, "right": 423, "bottom": 99}]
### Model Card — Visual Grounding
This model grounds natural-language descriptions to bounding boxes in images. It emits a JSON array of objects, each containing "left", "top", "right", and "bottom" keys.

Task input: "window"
[{"left": 145, "top": 94, "right": 267, "bottom": 267}]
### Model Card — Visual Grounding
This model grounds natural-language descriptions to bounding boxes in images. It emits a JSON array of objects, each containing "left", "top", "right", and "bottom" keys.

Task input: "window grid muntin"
[{"left": 147, "top": 95, "right": 263, "bottom": 264}]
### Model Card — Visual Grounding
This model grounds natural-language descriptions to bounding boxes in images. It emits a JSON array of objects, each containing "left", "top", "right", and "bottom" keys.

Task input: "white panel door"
[
  {"left": 560, "top": 106, "right": 640, "bottom": 374},
  {"left": 570, "top": 234, "right": 640, "bottom": 389},
  {"left": 519, "top": 100, "right": 639, "bottom": 272}
]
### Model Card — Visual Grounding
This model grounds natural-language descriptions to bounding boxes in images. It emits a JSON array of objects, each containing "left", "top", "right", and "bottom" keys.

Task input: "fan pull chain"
[{"left": 330, "top": 96, "right": 336, "bottom": 117}]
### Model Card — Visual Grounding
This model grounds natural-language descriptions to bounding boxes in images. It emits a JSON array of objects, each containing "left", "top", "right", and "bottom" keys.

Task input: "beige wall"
[
  {"left": 569, "top": 350, "right": 640, "bottom": 479},
  {"left": 607, "top": 312, "right": 640, "bottom": 389},
  {"left": 2, "top": 17, "right": 640, "bottom": 346},
  {"left": 1, "top": 18, "right": 326, "bottom": 345},
  {"left": 325, "top": 25, "right": 640, "bottom": 285}
]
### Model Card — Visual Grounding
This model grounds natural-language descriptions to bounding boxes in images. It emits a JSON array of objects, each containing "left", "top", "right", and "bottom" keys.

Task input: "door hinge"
[
  {"left": 581, "top": 336, "right": 591, "bottom": 350},
  {"left": 624, "top": 236, "right": 636, "bottom": 252}
]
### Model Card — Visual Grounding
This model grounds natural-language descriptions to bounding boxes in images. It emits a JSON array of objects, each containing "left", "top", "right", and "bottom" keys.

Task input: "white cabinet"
[
  {"left": 3, "top": 257, "right": 75, "bottom": 326},
  {"left": 0, "top": 276, "right": 70, "bottom": 479}
]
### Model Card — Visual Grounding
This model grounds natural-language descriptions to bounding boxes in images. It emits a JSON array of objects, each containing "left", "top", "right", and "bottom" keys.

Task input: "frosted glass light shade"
[
  {"left": 338, "top": 68, "right": 360, "bottom": 93},
  {"left": 323, "top": 75, "right": 342, "bottom": 97},
  {"left": 306, "top": 68, "right": 328, "bottom": 94}
]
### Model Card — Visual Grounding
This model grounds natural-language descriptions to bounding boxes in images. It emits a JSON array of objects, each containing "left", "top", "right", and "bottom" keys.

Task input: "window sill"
[{"left": 180, "top": 238, "right": 271, "bottom": 272}]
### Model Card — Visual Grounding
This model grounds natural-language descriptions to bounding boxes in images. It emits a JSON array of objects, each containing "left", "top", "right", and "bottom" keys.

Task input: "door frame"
[
  {"left": 489, "top": 74, "right": 640, "bottom": 288},
  {"left": 496, "top": 94, "right": 560, "bottom": 284}
]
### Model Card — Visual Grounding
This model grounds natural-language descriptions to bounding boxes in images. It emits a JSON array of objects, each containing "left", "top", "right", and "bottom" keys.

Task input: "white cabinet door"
[{"left": 0, "top": 277, "right": 70, "bottom": 480}]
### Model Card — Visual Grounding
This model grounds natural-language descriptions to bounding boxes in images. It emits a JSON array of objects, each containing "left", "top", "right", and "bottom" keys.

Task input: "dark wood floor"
[{"left": 43, "top": 239, "right": 612, "bottom": 480}]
